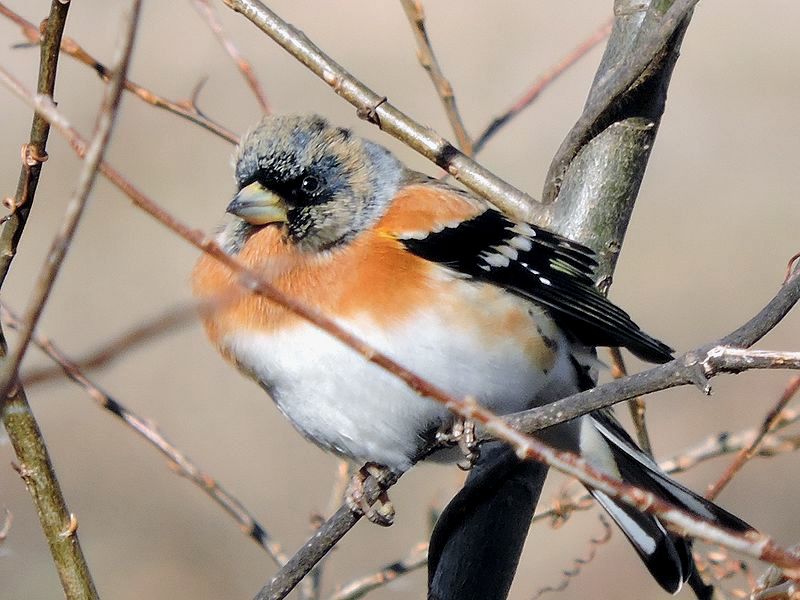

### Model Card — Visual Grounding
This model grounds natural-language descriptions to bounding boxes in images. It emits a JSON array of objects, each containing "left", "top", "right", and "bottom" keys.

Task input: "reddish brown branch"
[
  {"left": 190, "top": 0, "right": 271, "bottom": 114},
  {"left": 472, "top": 18, "right": 613, "bottom": 155},
  {"left": 399, "top": 0, "right": 472, "bottom": 154},
  {"left": 706, "top": 375, "right": 800, "bottom": 501},
  {"left": 0, "top": 2, "right": 239, "bottom": 145}
]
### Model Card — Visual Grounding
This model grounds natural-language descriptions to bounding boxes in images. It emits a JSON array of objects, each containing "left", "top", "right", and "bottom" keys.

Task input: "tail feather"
[
  {"left": 585, "top": 413, "right": 754, "bottom": 595},
  {"left": 591, "top": 489, "right": 690, "bottom": 594}
]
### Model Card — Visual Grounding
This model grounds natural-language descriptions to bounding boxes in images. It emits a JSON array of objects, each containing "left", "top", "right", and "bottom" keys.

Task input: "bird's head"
[{"left": 225, "top": 114, "right": 405, "bottom": 252}]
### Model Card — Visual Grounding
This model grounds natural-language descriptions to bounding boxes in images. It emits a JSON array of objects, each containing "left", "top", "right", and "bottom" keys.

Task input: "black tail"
[{"left": 587, "top": 412, "right": 753, "bottom": 594}]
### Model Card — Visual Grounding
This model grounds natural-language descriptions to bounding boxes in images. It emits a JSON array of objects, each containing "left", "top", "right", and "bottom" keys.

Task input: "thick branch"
[{"left": 542, "top": 0, "right": 699, "bottom": 206}]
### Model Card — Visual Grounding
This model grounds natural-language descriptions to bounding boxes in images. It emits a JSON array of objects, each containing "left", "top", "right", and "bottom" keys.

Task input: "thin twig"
[
  {"left": 706, "top": 375, "right": 800, "bottom": 501},
  {"left": 0, "top": 2, "right": 239, "bottom": 145},
  {"left": 23, "top": 300, "right": 211, "bottom": 386},
  {"left": 327, "top": 542, "right": 428, "bottom": 600},
  {"left": 190, "top": 0, "right": 271, "bottom": 113},
  {"left": 609, "top": 346, "right": 652, "bottom": 456},
  {"left": 0, "top": 0, "right": 139, "bottom": 403},
  {"left": 399, "top": 0, "right": 472, "bottom": 154},
  {"left": 4, "top": 73, "right": 800, "bottom": 600},
  {"left": 0, "top": 302, "right": 289, "bottom": 567},
  {"left": 472, "top": 18, "right": 613, "bottom": 155},
  {"left": 222, "top": 0, "right": 538, "bottom": 221},
  {"left": 531, "top": 514, "right": 613, "bottom": 599}
]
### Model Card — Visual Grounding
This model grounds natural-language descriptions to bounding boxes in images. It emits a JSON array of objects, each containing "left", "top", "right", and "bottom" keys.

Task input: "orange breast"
[{"left": 192, "top": 184, "right": 483, "bottom": 344}]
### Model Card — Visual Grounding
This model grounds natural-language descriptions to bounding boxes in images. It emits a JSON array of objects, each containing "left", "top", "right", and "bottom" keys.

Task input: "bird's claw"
[
  {"left": 345, "top": 463, "right": 395, "bottom": 527},
  {"left": 436, "top": 417, "right": 480, "bottom": 470}
]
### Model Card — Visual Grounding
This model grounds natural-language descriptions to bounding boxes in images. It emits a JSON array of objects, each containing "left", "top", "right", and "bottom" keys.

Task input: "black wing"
[{"left": 400, "top": 209, "right": 673, "bottom": 363}]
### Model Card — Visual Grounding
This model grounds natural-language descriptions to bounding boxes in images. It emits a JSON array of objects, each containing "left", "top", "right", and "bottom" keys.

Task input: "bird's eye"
[{"left": 300, "top": 175, "right": 320, "bottom": 195}]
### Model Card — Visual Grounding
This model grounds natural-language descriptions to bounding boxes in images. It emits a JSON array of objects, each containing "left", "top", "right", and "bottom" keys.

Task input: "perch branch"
[
  {"left": 5, "top": 67, "right": 800, "bottom": 600},
  {"left": 504, "top": 268, "right": 800, "bottom": 436},
  {"left": 331, "top": 408, "right": 800, "bottom": 599},
  {"left": 221, "top": 0, "right": 538, "bottom": 220},
  {"left": 0, "top": 301, "right": 288, "bottom": 567},
  {"left": 0, "top": 2, "right": 239, "bottom": 145},
  {"left": 190, "top": 0, "right": 271, "bottom": 113},
  {"left": 399, "top": 0, "right": 472, "bottom": 154}
]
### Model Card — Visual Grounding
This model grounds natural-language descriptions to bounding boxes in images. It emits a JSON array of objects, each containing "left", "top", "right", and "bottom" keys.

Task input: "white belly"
[{"left": 224, "top": 306, "right": 574, "bottom": 472}]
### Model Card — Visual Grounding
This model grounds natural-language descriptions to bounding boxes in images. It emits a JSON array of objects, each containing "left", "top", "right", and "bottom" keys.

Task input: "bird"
[{"left": 192, "top": 114, "right": 752, "bottom": 597}]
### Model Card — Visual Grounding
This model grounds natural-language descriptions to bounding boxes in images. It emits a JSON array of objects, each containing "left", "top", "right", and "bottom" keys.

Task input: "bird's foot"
[
  {"left": 436, "top": 417, "right": 480, "bottom": 470},
  {"left": 345, "top": 463, "right": 395, "bottom": 527}
]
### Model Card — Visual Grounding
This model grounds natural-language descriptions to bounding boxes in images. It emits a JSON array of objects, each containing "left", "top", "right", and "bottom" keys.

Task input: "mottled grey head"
[{"left": 225, "top": 114, "right": 405, "bottom": 251}]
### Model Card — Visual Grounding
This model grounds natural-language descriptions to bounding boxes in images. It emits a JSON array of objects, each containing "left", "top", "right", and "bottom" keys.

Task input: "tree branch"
[
  {"left": 504, "top": 267, "right": 800, "bottom": 436},
  {"left": 190, "top": 0, "right": 271, "bottom": 114},
  {"left": 0, "top": 0, "right": 140, "bottom": 402},
  {"left": 472, "top": 18, "right": 612, "bottom": 156},
  {"left": 399, "top": 0, "right": 472, "bottom": 154},
  {"left": 541, "top": 0, "right": 699, "bottom": 205}
]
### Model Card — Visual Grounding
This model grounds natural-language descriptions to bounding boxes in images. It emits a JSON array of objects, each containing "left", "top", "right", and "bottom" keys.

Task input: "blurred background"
[{"left": 0, "top": 1, "right": 798, "bottom": 598}]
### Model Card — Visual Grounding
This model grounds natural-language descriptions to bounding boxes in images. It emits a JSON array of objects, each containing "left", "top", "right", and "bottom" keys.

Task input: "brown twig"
[
  {"left": 190, "top": 0, "right": 271, "bottom": 113},
  {"left": 472, "top": 18, "right": 613, "bottom": 155},
  {"left": 0, "top": 301, "right": 288, "bottom": 567},
  {"left": 532, "top": 514, "right": 613, "bottom": 599},
  {"left": 706, "top": 376, "right": 800, "bottom": 501},
  {"left": 222, "top": 0, "right": 538, "bottom": 221},
  {"left": 0, "top": 0, "right": 139, "bottom": 403},
  {"left": 23, "top": 300, "right": 212, "bottom": 386},
  {"left": 610, "top": 346, "right": 653, "bottom": 456},
  {"left": 328, "top": 542, "right": 428, "bottom": 600},
  {"left": 399, "top": 0, "right": 472, "bottom": 154},
  {"left": 0, "top": 2, "right": 240, "bottom": 145},
  {"left": 5, "top": 72, "right": 800, "bottom": 600}
]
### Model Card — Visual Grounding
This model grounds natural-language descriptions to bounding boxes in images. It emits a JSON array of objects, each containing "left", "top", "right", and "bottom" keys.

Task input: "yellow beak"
[{"left": 226, "top": 181, "right": 288, "bottom": 225}]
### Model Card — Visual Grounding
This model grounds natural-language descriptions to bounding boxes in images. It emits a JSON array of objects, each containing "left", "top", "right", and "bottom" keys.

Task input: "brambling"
[{"left": 192, "top": 115, "right": 751, "bottom": 595}]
